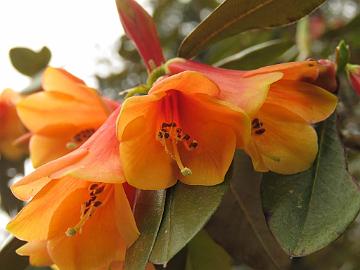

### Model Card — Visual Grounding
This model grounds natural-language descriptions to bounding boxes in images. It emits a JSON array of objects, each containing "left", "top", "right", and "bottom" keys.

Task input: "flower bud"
[
  {"left": 314, "top": 59, "right": 338, "bottom": 93},
  {"left": 347, "top": 64, "right": 360, "bottom": 96}
]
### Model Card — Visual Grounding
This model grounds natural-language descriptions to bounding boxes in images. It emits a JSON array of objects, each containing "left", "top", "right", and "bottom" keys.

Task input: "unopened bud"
[
  {"left": 314, "top": 59, "right": 338, "bottom": 93},
  {"left": 346, "top": 64, "right": 360, "bottom": 96}
]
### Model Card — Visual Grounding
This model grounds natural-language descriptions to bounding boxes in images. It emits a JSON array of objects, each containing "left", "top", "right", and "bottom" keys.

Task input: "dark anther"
[
  {"left": 176, "top": 128, "right": 182, "bottom": 133},
  {"left": 158, "top": 132, "right": 163, "bottom": 139},
  {"left": 90, "top": 196, "right": 96, "bottom": 202},
  {"left": 89, "top": 183, "right": 98, "bottom": 190},
  {"left": 170, "top": 122, "right": 176, "bottom": 127},
  {"left": 84, "top": 208, "right": 90, "bottom": 215},
  {"left": 93, "top": 201, "right": 102, "bottom": 207},
  {"left": 255, "top": 128, "right": 266, "bottom": 135},
  {"left": 189, "top": 141, "right": 198, "bottom": 148},
  {"left": 85, "top": 201, "right": 92, "bottom": 207},
  {"left": 161, "top": 128, "right": 167, "bottom": 132},
  {"left": 164, "top": 133, "right": 170, "bottom": 139},
  {"left": 95, "top": 186, "right": 105, "bottom": 194},
  {"left": 162, "top": 123, "right": 168, "bottom": 128},
  {"left": 183, "top": 134, "right": 190, "bottom": 140},
  {"left": 252, "top": 118, "right": 261, "bottom": 129}
]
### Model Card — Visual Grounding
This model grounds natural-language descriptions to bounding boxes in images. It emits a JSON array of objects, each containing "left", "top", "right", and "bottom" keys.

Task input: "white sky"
[
  {"left": 0, "top": 0, "right": 151, "bottom": 245},
  {"left": 0, "top": 0, "right": 148, "bottom": 91}
]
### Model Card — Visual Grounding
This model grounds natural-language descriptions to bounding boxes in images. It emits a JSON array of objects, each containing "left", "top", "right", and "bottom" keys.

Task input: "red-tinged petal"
[
  {"left": 166, "top": 58, "right": 246, "bottom": 77},
  {"left": 7, "top": 177, "right": 88, "bottom": 241},
  {"left": 149, "top": 71, "right": 220, "bottom": 97},
  {"left": 243, "top": 61, "right": 320, "bottom": 81},
  {"left": 347, "top": 64, "right": 360, "bottom": 95},
  {"left": 116, "top": 0, "right": 164, "bottom": 71},
  {"left": 17, "top": 241, "right": 53, "bottom": 266},
  {"left": 266, "top": 80, "right": 337, "bottom": 124},
  {"left": 51, "top": 107, "right": 125, "bottom": 183},
  {"left": 246, "top": 103, "right": 318, "bottom": 174},
  {"left": 47, "top": 187, "right": 128, "bottom": 270},
  {"left": 11, "top": 149, "right": 88, "bottom": 201}
]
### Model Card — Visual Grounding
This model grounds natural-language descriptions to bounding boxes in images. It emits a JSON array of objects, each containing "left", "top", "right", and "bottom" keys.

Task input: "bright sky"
[
  {"left": 0, "top": 0, "right": 148, "bottom": 91},
  {"left": 0, "top": 0, "right": 151, "bottom": 246}
]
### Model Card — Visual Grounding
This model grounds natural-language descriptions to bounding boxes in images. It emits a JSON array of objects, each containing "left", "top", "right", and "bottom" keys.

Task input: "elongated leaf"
[
  {"left": 0, "top": 237, "right": 27, "bottom": 270},
  {"left": 179, "top": 0, "right": 326, "bottom": 58},
  {"left": 124, "top": 190, "right": 166, "bottom": 270},
  {"left": 149, "top": 180, "right": 228, "bottom": 265},
  {"left": 9, "top": 47, "right": 51, "bottom": 77},
  {"left": 207, "top": 151, "right": 290, "bottom": 270},
  {"left": 185, "top": 230, "right": 232, "bottom": 270},
  {"left": 261, "top": 114, "right": 360, "bottom": 257},
  {"left": 214, "top": 40, "right": 293, "bottom": 69}
]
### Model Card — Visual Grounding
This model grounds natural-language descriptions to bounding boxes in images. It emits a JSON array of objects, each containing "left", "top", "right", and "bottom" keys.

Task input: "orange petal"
[
  {"left": 217, "top": 72, "right": 283, "bottom": 117},
  {"left": 7, "top": 177, "right": 88, "bottom": 241},
  {"left": 17, "top": 241, "right": 53, "bottom": 266},
  {"left": 47, "top": 186, "right": 128, "bottom": 270},
  {"left": 29, "top": 134, "right": 73, "bottom": 168},
  {"left": 52, "top": 108, "right": 125, "bottom": 183},
  {"left": 43, "top": 67, "right": 110, "bottom": 114},
  {"left": 16, "top": 91, "right": 107, "bottom": 136},
  {"left": 266, "top": 80, "right": 337, "bottom": 124},
  {"left": 119, "top": 112, "right": 176, "bottom": 189},
  {"left": 148, "top": 71, "right": 220, "bottom": 97},
  {"left": 178, "top": 121, "right": 236, "bottom": 185},
  {"left": 244, "top": 61, "right": 320, "bottom": 81},
  {"left": 246, "top": 103, "right": 318, "bottom": 174},
  {"left": 11, "top": 149, "right": 88, "bottom": 201}
]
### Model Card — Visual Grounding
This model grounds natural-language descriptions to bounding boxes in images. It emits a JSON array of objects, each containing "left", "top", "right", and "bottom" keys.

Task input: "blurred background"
[{"left": 1, "top": 0, "right": 360, "bottom": 269}]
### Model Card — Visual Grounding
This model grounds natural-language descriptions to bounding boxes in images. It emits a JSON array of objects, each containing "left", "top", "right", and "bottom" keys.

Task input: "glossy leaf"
[
  {"left": 149, "top": 180, "right": 228, "bottom": 265},
  {"left": 9, "top": 47, "right": 51, "bottom": 77},
  {"left": 116, "top": 0, "right": 165, "bottom": 72},
  {"left": 214, "top": 39, "right": 293, "bottom": 69},
  {"left": 261, "top": 114, "right": 360, "bottom": 257},
  {"left": 185, "top": 230, "right": 232, "bottom": 270},
  {"left": 124, "top": 190, "right": 166, "bottom": 270},
  {"left": 179, "top": 0, "right": 326, "bottom": 58},
  {"left": 207, "top": 151, "right": 290, "bottom": 270}
]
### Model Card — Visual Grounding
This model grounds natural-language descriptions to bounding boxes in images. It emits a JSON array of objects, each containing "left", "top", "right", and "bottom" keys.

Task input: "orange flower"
[
  {"left": 167, "top": 59, "right": 337, "bottom": 174},
  {"left": 0, "top": 89, "right": 27, "bottom": 160},
  {"left": 16, "top": 67, "right": 118, "bottom": 167},
  {"left": 7, "top": 108, "right": 139, "bottom": 270},
  {"left": 116, "top": 71, "right": 280, "bottom": 189}
]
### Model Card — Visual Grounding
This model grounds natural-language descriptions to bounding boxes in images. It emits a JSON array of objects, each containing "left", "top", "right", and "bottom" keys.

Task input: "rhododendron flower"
[
  {"left": 0, "top": 89, "right": 27, "bottom": 160},
  {"left": 7, "top": 108, "right": 139, "bottom": 270},
  {"left": 347, "top": 64, "right": 360, "bottom": 96},
  {"left": 117, "top": 71, "right": 282, "bottom": 189},
  {"left": 167, "top": 59, "right": 337, "bottom": 174},
  {"left": 16, "top": 67, "right": 118, "bottom": 167}
]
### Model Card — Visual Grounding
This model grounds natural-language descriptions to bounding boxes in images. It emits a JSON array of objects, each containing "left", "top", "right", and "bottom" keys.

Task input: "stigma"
[{"left": 65, "top": 183, "right": 106, "bottom": 237}]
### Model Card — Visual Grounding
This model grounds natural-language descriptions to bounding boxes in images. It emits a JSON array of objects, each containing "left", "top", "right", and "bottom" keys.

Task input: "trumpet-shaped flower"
[
  {"left": 117, "top": 71, "right": 283, "bottom": 189},
  {"left": 167, "top": 59, "right": 337, "bottom": 174},
  {"left": 0, "top": 89, "right": 27, "bottom": 160},
  {"left": 7, "top": 108, "right": 139, "bottom": 270},
  {"left": 16, "top": 67, "right": 118, "bottom": 167}
]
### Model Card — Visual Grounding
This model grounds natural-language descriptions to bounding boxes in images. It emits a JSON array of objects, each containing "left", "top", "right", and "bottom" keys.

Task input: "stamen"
[
  {"left": 66, "top": 183, "right": 107, "bottom": 237},
  {"left": 252, "top": 118, "right": 266, "bottom": 136}
]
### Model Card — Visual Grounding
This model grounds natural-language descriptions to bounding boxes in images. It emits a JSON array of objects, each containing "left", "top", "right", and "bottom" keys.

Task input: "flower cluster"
[{"left": 5, "top": 0, "right": 339, "bottom": 269}]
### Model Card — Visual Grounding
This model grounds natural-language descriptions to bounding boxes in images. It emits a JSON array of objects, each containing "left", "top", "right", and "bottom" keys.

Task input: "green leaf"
[
  {"left": 9, "top": 47, "right": 51, "bottom": 77},
  {"left": 207, "top": 151, "right": 290, "bottom": 270},
  {"left": 185, "top": 230, "right": 232, "bottom": 270},
  {"left": 179, "top": 0, "right": 326, "bottom": 58},
  {"left": 336, "top": 40, "right": 350, "bottom": 75},
  {"left": 261, "top": 114, "right": 360, "bottom": 257},
  {"left": 149, "top": 180, "right": 229, "bottom": 265},
  {"left": 124, "top": 190, "right": 166, "bottom": 270},
  {"left": 214, "top": 39, "right": 293, "bottom": 70},
  {"left": 0, "top": 237, "right": 27, "bottom": 270}
]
